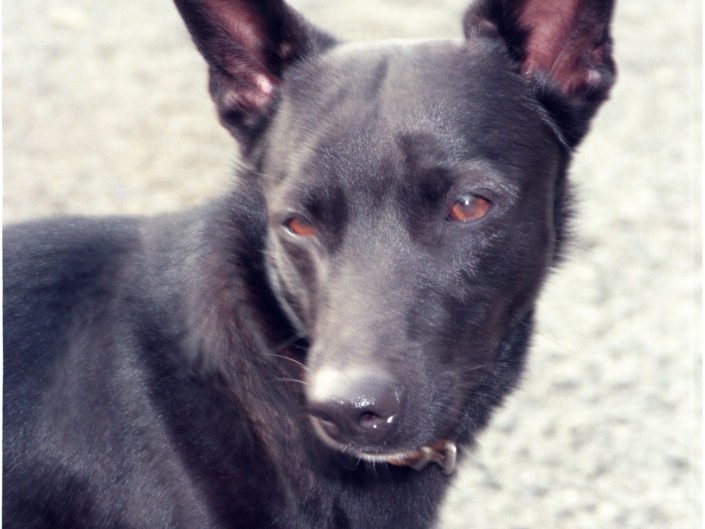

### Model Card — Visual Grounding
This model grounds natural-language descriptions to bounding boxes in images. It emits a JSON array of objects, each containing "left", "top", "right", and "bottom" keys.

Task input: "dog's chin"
[{"left": 311, "top": 419, "right": 458, "bottom": 475}]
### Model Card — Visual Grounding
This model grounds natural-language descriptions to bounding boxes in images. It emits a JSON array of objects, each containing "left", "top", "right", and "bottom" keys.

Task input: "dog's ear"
[
  {"left": 174, "top": 0, "right": 334, "bottom": 146},
  {"left": 464, "top": 0, "right": 616, "bottom": 146}
]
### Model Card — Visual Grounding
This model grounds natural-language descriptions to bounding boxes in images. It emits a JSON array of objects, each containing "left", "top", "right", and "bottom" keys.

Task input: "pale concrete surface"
[{"left": 3, "top": 1, "right": 701, "bottom": 528}]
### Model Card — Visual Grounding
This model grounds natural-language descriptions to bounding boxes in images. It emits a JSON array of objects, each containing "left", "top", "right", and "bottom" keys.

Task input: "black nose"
[{"left": 308, "top": 369, "right": 401, "bottom": 447}]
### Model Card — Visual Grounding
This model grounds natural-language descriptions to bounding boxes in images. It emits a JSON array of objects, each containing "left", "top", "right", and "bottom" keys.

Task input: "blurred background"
[{"left": 3, "top": 1, "right": 702, "bottom": 527}]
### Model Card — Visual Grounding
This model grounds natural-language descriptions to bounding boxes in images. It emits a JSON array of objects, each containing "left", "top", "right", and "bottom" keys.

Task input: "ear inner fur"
[
  {"left": 463, "top": 0, "right": 616, "bottom": 146},
  {"left": 518, "top": 0, "right": 615, "bottom": 98},
  {"left": 174, "top": 0, "right": 335, "bottom": 142}
]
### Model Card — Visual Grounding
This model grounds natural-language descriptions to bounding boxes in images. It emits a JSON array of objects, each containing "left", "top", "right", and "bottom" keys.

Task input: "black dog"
[{"left": 3, "top": 1, "right": 616, "bottom": 527}]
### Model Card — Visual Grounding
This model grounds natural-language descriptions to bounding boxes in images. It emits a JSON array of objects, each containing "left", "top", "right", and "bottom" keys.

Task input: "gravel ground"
[{"left": 3, "top": 1, "right": 702, "bottom": 528}]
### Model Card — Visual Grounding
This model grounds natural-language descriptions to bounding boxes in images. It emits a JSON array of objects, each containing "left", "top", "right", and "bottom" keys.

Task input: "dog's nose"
[{"left": 308, "top": 369, "right": 401, "bottom": 446}]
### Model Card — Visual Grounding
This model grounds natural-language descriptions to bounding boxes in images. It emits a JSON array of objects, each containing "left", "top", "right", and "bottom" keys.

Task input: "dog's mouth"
[
  {"left": 379, "top": 440, "right": 458, "bottom": 475},
  {"left": 311, "top": 419, "right": 458, "bottom": 475}
]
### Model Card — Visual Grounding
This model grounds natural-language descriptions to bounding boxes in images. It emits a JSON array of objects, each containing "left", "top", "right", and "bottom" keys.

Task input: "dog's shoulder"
[
  {"left": 4, "top": 216, "right": 144, "bottom": 288},
  {"left": 3, "top": 216, "right": 144, "bottom": 397},
  {"left": 4, "top": 217, "right": 142, "bottom": 330}
]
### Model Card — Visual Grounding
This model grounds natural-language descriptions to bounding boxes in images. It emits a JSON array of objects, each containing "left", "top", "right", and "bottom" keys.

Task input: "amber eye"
[
  {"left": 285, "top": 216, "right": 316, "bottom": 237},
  {"left": 448, "top": 193, "right": 491, "bottom": 222}
]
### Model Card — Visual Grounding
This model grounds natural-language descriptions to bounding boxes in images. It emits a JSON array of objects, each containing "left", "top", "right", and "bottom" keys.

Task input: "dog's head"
[{"left": 175, "top": 0, "right": 615, "bottom": 469}]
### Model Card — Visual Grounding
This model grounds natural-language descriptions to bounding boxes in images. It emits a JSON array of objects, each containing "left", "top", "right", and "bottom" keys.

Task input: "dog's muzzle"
[{"left": 307, "top": 368, "right": 458, "bottom": 475}]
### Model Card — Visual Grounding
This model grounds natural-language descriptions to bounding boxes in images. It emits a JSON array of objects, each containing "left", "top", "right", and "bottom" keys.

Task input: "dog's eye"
[
  {"left": 284, "top": 216, "right": 316, "bottom": 237},
  {"left": 448, "top": 193, "right": 491, "bottom": 222}
]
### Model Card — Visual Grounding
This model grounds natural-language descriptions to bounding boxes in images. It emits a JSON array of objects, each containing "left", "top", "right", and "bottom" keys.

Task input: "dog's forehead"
[
  {"left": 263, "top": 37, "right": 560, "bottom": 206},
  {"left": 275, "top": 37, "right": 553, "bottom": 168},
  {"left": 286, "top": 37, "right": 540, "bottom": 132}
]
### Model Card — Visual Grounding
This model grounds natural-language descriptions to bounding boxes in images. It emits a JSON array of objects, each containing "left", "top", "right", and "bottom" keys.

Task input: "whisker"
[
  {"left": 271, "top": 333, "right": 308, "bottom": 354},
  {"left": 270, "top": 353, "right": 310, "bottom": 372},
  {"left": 370, "top": 461, "right": 378, "bottom": 478},
  {"left": 469, "top": 390, "right": 502, "bottom": 400},
  {"left": 433, "top": 403, "right": 465, "bottom": 416},
  {"left": 275, "top": 378, "right": 308, "bottom": 386},
  {"left": 459, "top": 363, "right": 492, "bottom": 376}
]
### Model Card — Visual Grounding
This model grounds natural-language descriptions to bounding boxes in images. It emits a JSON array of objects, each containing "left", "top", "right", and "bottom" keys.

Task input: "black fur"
[{"left": 3, "top": 1, "right": 616, "bottom": 528}]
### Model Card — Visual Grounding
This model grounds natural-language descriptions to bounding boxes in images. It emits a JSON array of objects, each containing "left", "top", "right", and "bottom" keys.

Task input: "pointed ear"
[
  {"left": 174, "top": 0, "right": 335, "bottom": 145},
  {"left": 464, "top": 0, "right": 616, "bottom": 146}
]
